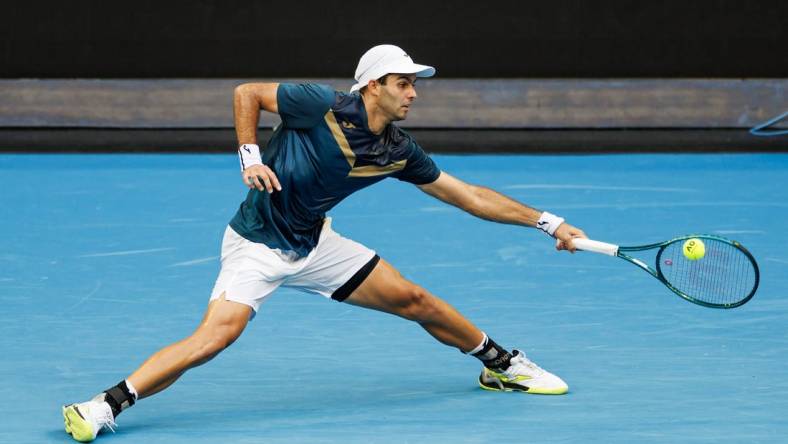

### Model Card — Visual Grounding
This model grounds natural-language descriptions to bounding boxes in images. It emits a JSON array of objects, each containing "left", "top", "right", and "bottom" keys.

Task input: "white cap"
[{"left": 350, "top": 44, "right": 435, "bottom": 93}]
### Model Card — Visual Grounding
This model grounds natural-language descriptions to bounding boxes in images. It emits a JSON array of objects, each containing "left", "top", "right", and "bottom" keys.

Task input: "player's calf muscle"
[{"left": 130, "top": 311, "right": 246, "bottom": 395}]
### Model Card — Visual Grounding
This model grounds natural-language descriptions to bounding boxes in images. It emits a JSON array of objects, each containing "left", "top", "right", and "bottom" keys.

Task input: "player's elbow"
[
  {"left": 234, "top": 83, "right": 279, "bottom": 113},
  {"left": 234, "top": 83, "right": 255, "bottom": 102}
]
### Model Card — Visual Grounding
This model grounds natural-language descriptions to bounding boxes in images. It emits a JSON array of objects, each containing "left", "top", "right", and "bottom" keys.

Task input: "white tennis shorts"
[{"left": 210, "top": 218, "right": 378, "bottom": 314}]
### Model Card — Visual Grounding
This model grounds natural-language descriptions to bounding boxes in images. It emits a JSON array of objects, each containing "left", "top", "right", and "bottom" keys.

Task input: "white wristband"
[
  {"left": 238, "top": 144, "right": 263, "bottom": 171},
  {"left": 536, "top": 211, "right": 565, "bottom": 236}
]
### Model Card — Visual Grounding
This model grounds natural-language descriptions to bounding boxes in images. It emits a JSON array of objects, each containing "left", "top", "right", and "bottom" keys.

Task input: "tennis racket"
[{"left": 573, "top": 235, "right": 759, "bottom": 309}]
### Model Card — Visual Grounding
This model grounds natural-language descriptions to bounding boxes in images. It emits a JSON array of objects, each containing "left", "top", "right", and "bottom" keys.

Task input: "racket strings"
[{"left": 659, "top": 240, "right": 757, "bottom": 306}]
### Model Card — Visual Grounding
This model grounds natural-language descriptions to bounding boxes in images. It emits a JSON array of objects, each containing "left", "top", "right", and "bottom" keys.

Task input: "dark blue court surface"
[{"left": 1, "top": 153, "right": 787, "bottom": 443}]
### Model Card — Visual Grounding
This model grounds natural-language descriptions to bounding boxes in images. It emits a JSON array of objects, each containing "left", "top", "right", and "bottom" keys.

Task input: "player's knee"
[
  {"left": 190, "top": 335, "right": 232, "bottom": 364},
  {"left": 189, "top": 324, "right": 243, "bottom": 364},
  {"left": 194, "top": 338, "right": 224, "bottom": 363},
  {"left": 399, "top": 285, "right": 438, "bottom": 321}
]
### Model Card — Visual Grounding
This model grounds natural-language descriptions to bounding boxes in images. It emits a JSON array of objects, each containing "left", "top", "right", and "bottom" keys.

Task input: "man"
[{"left": 63, "top": 44, "right": 587, "bottom": 442}]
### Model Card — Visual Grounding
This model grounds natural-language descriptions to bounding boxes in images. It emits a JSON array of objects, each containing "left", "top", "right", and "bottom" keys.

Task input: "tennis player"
[{"left": 63, "top": 44, "right": 587, "bottom": 442}]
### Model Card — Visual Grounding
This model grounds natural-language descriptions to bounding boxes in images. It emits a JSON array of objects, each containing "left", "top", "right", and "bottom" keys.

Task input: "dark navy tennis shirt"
[{"left": 229, "top": 83, "right": 441, "bottom": 257}]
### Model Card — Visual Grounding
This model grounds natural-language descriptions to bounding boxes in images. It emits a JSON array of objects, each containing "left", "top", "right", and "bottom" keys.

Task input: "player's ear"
[{"left": 366, "top": 79, "right": 379, "bottom": 95}]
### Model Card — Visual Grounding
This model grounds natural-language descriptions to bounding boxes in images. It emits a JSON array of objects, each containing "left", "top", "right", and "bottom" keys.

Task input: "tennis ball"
[{"left": 682, "top": 238, "right": 705, "bottom": 260}]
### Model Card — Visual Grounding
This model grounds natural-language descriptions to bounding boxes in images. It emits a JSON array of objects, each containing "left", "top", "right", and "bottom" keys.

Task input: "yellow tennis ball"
[{"left": 682, "top": 238, "right": 705, "bottom": 260}]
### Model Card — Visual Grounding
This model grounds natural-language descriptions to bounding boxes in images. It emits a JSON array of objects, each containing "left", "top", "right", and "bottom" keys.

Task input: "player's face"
[{"left": 378, "top": 74, "right": 418, "bottom": 121}]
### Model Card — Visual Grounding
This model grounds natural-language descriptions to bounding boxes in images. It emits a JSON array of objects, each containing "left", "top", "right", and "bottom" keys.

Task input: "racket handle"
[{"left": 573, "top": 238, "right": 619, "bottom": 256}]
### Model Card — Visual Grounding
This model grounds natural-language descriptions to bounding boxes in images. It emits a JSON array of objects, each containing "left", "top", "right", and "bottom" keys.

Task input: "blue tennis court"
[{"left": 2, "top": 153, "right": 787, "bottom": 443}]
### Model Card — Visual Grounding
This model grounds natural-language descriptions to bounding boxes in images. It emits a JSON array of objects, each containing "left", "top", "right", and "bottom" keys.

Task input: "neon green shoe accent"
[
  {"left": 523, "top": 385, "right": 569, "bottom": 395},
  {"left": 479, "top": 377, "right": 569, "bottom": 394},
  {"left": 478, "top": 380, "right": 502, "bottom": 392},
  {"left": 63, "top": 405, "right": 97, "bottom": 442},
  {"left": 64, "top": 409, "right": 72, "bottom": 435}
]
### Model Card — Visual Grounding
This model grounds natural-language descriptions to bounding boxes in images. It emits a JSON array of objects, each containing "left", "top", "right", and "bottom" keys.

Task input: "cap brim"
[
  {"left": 413, "top": 64, "right": 436, "bottom": 78},
  {"left": 387, "top": 61, "right": 436, "bottom": 78}
]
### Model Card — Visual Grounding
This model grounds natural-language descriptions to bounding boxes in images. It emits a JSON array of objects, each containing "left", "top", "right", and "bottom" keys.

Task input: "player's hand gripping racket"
[{"left": 573, "top": 235, "right": 759, "bottom": 308}]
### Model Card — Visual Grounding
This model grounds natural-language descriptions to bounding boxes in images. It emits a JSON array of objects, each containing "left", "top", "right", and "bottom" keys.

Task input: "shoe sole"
[
  {"left": 478, "top": 377, "right": 569, "bottom": 395},
  {"left": 63, "top": 405, "right": 97, "bottom": 442}
]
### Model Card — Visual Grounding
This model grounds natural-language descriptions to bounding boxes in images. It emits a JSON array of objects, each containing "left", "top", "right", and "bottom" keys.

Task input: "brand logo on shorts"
[{"left": 341, "top": 120, "right": 356, "bottom": 129}]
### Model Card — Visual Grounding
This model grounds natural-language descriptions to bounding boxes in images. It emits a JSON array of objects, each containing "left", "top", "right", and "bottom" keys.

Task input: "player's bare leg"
[
  {"left": 345, "top": 258, "right": 484, "bottom": 351},
  {"left": 128, "top": 295, "right": 251, "bottom": 398},
  {"left": 63, "top": 295, "right": 251, "bottom": 442},
  {"left": 345, "top": 258, "right": 569, "bottom": 395}
]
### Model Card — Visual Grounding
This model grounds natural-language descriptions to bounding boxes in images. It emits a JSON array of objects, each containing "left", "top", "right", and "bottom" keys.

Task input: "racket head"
[{"left": 653, "top": 235, "right": 759, "bottom": 308}]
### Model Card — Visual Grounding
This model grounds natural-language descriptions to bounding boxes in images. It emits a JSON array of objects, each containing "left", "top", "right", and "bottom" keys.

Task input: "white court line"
[
  {"left": 503, "top": 184, "right": 698, "bottom": 192},
  {"left": 419, "top": 206, "right": 455, "bottom": 212},
  {"left": 765, "top": 258, "right": 788, "bottom": 265},
  {"left": 78, "top": 247, "right": 175, "bottom": 258},
  {"left": 169, "top": 256, "right": 219, "bottom": 267},
  {"left": 67, "top": 281, "right": 103, "bottom": 310}
]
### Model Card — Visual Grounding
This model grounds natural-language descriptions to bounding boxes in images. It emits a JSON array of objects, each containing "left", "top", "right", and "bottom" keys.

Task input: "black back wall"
[{"left": 3, "top": 0, "right": 786, "bottom": 78}]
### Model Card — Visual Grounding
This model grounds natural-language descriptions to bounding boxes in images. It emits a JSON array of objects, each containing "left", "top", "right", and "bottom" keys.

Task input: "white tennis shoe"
[
  {"left": 479, "top": 350, "right": 569, "bottom": 395},
  {"left": 63, "top": 396, "right": 117, "bottom": 442}
]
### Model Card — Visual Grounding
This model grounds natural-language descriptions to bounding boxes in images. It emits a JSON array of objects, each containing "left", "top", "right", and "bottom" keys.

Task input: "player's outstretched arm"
[
  {"left": 418, "top": 172, "right": 586, "bottom": 252},
  {"left": 233, "top": 83, "right": 282, "bottom": 193}
]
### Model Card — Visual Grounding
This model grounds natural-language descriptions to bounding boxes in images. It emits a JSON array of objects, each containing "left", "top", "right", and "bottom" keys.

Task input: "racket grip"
[{"left": 573, "top": 238, "right": 619, "bottom": 256}]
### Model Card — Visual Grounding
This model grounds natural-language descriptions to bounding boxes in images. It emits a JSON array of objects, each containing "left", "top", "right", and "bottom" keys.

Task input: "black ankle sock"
[
  {"left": 102, "top": 380, "right": 136, "bottom": 418},
  {"left": 471, "top": 336, "right": 513, "bottom": 372}
]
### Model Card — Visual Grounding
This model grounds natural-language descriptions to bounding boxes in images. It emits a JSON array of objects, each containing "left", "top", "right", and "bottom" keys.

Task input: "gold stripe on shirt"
[
  {"left": 348, "top": 160, "right": 407, "bottom": 177},
  {"left": 324, "top": 111, "right": 356, "bottom": 168},
  {"left": 325, "top": 110, "right": 408, "bottom": 178}
]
